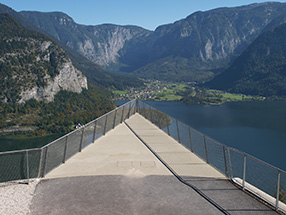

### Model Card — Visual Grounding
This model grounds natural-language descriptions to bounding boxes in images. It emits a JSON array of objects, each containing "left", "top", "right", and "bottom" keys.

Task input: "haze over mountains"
[
  {"left": 0, "top": 1, "right": 286, "bottom": 103},
  {"left": 19, "top": 2, "right": 286, "bottom": 87},
  {"left": 1, "top": 1, "right": 286, "bottom": 136},
  {"left": 206, "top": 22, "right": 286, "bottom": 96}
]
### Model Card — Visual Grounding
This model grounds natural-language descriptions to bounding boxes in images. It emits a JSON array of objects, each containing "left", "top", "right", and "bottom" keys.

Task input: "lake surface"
[
  {"left": 2, "top": 100, "right": 285, "bottom": 171},
  {"left": 143, "top": 100, "right": 286, "bottom": 171},
  {"left": 0, "top": 134, "right": 63, "bottom": 152}
]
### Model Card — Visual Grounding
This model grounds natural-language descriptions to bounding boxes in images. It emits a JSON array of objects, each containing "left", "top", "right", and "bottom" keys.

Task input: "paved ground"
[
  {"left": 28, "top": 114, "right": 281, "bottom": 215},
  {"left": 29, "top": 176, "right": 226, "bottom": 215}
]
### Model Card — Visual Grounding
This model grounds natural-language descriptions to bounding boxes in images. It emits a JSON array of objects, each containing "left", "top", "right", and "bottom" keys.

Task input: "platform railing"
[
  {"left": 0, "top": 100, "right": 137, "bottom": 183},
  {"left": 137, "top": 99, "right": 286, "bottom": 213},
  {"left": 1, "top": 99, "right": 285, "bottom": 212}
]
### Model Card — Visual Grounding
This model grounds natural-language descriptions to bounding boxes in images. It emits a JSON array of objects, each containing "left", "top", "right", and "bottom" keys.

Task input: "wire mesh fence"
[
  {"left": 1, "top": 99, "right": 285, "bottom": 212},
  {"left": 0, "top": 149, "right": 42, "bottom": 183},
  {"left": 0, "top": 100, "right": 137, "bottom": 182},
  {"left": 137, "top": 100, "right": 286, "bottom": 213}
]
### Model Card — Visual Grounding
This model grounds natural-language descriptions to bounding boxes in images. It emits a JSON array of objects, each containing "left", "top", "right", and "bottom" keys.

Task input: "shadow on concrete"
[
  {"left": 182, "top": 176, "right": 281, "bottom": 215},
  {"left": 29, "top": 175, "right": 227, "bottom": 215}
]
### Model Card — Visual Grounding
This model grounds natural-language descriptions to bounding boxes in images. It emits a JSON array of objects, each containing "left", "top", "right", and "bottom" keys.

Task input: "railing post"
[
  {"left": 176, "top": 119, "right": 181, "bottom": 143},
  {"left": 127, "top": 102, "right": 132, "bottom": 119},
  {"left": 142, "top": 102, "right": 146, "bottom": 118},
  {"left": 121, "top": 106, "right": 125, "bottom": 123},
  {"left": 92, "top": 120, "right": 97, "bottom": 143},
  {"left": 42, "top": 147, "right": 49, "bottom": 177},
  {"left": 149, "top": 106, "right": 153, "bottom": 123},
  {"left": 188, "top": 127, "right": 194, "bottom": 152},
  {"left": 79, "top": 127, "right": 85, "bottom": 152},
  {"left": 26, "top": 150, "right": 29, "bottom": 184},
  {"left": 276, "top": 171, "right": 281, "bottom": 211},
  {"left": 63, "top": 136, "right": 68, "bottom": 163},
  {"left": 227, "top": 148, "right": 233, "bottom": 179},
  {"left": 136, "top": 99, "right": 139, "bottom": 113},
  {"left": 133, "top": 100, "right": 136, "bottom": 115},
  {"left": 203, "top": 135, "right": 209, "bottom": 163},
  {"left": 223, "top": 146, "right": 228, "bottom": 177},
  {"left": 167, "top": 124, "right": 170, "bottom": 136},
  {"left": 242, "top": 155, "right": 247, "bottom": 190},
  {"left": 37, "top": 148, "right": 44, "bottom": 178},
  {"left": 103, "top": 115, "right": 108, "bottom": 135},
  {"left": 113, "top": 109, "right": 117, "bottom": 129}
]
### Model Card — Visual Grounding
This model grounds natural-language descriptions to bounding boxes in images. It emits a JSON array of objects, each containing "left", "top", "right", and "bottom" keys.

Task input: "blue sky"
[{"left": 2, "top": 0, "right": 286, "bottom": 30}]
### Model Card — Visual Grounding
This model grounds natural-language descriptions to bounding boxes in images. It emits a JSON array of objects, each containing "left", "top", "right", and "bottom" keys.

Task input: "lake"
[
  {"left": 142, "top": 100, "right": 286, "bottom": 171},
  {"left": 0, "top": 134, "right": 63, "bottom": 152},
  {"left": 1, "top": 100, "right": 285, "bottom": 171}
]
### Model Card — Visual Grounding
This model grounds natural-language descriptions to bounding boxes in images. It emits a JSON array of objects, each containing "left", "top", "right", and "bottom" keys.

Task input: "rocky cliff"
[
  {"left": 19, "top": 59, "right": 87, "bottom": 103},
  {"left": 20, "top": 2, "right": 286, "bottom": 82},
  {"left": 0, "top": 14, "right": 87, "bottom": 103},
  {"left": 19, "top": 11, "right": 152, "bottom": 67}
]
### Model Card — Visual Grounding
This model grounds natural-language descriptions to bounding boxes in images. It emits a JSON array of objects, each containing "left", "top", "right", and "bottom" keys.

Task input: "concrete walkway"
[{"left": 29, "top": 114, "right": 280, "bottom": 215}]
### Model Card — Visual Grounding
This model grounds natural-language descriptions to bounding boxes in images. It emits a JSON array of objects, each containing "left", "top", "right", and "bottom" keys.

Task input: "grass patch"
[{"left": 113, "top": 90, "right": 127, "bottom": 95}]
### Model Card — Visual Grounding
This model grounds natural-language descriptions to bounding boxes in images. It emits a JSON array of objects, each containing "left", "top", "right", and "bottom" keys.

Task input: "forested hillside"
[
  {"left": 205, "top": 23, "right": 286, "bottom": 96},
  {"left": 0, "top": 14, "right": 114, "bottom": 136},
  {"left": 20, "top": 2, "right": 286, "bottom": 83},
  {"left": 0, "top": 3, "right": 143, "bottom": 90}
]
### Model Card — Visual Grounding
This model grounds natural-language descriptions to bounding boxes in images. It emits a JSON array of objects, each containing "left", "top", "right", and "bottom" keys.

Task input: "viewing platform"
[
  {"left": 29, "top": 114, "right": 281, "bottom": 214},
  {"left": 1, "top": 100, "right": 285, "bottom": 214}
]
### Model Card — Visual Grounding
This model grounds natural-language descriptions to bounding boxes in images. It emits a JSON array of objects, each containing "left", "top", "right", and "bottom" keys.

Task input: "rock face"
[
  {"left": 19, "top": 60, "right": 87, "bottom": 103},
  {"left": 19, "top": 11, "right": 152, "bottom": 66},
  {"left": 0, "top": 14, "right": 87, "bottom": 104},
  {"left": 20, "top": 2, "right": 286, "bottom": 82}
]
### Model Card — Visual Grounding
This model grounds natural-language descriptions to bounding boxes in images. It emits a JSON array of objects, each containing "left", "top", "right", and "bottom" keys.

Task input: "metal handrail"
[
  {"left": 0, "top": 147, "right": 41, "bottom": 155},
  {"left": 0, "top": 99, "right": 137, "bottom": 183},
  {"left": 41, "top": 101, "right": 131, "bottom": 149},
  {"left": 0, "top": 99, "right": 285, "bottom": 212},
  {"left": 139, "top": 100, "right": 286, "bottom": 174},
  {"left": 138, "top": 99, "right": 286, "bottom": 212}
]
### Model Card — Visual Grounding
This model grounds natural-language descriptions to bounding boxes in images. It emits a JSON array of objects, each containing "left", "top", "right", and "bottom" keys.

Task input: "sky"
[{"left": 2, "top": 0, "right": 286, "bottom": 30}]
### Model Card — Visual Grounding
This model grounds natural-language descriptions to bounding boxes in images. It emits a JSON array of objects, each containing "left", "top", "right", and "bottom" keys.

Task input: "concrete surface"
[
  {"left": 29, "top": 176, "right": 225, "bottom": 215},
  {"left": 46, "top": 121, "right": 171, "bottom": 179},
  {"left": 126, "top": 114, "right": 227, "bottom": 179},
  {"left": 29, "top": 113, "right": 281, "bottom": 215}
]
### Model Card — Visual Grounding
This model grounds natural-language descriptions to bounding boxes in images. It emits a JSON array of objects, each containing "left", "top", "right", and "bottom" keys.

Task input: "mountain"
[
  {"left": 20, "top": 2, "right": 286, "bottom": 82},
  {"left": 205, "top": 23, "right": 286, "bottom": 96},
  {"left": 0, "top": 13, "right": 87, "bottom": 103},
  {"left": 20, "top": 11, "right": 152, "bottom": 67},
  {"left": 0, "top": 3, "right": 143, "bottom": 90},
  {"left": 0, "top": 14, "right": 114, "bottom": 135}
]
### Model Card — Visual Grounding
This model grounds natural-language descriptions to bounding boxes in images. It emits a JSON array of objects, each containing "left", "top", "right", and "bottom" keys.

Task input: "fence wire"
[
  {"left": 0, "top": 100, "right": 137, "bottom": 182},
  {"left": 1, "top": 99, "right": 285, "bottom": 213},
  {"left": 137, "top": 100, "right": 286, "bottom": 213}
]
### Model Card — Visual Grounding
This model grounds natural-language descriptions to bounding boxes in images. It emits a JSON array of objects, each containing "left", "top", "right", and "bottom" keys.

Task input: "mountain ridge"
[
  {"left": 0, "top": 3, "right": 143, "bottom": 90},
  {"left": 20, "top": 2, "right": 286, "bottom": 83},
  {"left": 205, "top": 22, "right": 286, "bottom": 96},
  {"left": 0, "top": 13, "right": 87, "bottom": 103},
  {"left": 0, "top": 13, "right": 115, "bottom": 136}
]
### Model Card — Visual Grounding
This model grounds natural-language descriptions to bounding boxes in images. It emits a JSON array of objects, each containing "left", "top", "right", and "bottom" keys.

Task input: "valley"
[
  {"left": 0, "top": 1, "right": 286, "bottom": 141},
  {"left": 112, "top": 80, "right": 264, "bottom": 105}
]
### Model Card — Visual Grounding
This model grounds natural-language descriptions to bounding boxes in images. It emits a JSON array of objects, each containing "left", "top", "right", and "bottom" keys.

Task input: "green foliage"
[
  {"left": 132, "top": 56, "right": 216, "bottom": 83},
  {"left": 141, "top": 108, "right": 171, "bottom": 128},
  {"left": 0, "top": 13, "right": 117, "bottom": 137},
  {"left": 0, "top": 14, "right": 71, "bottom": 102},
  {"left": 0, "top": 84, "right": 115, "bottom": 136}
]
